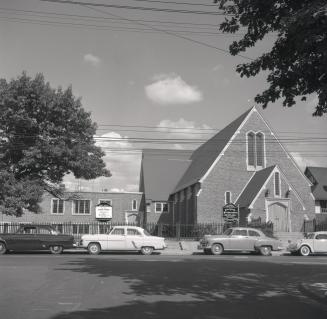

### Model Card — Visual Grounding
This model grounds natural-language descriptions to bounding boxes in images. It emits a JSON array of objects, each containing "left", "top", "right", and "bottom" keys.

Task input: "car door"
[
  {"left": 7, "top": 226, "right": 40, "bottom": 251},
  {"left": 126, "top": 228, "right": 144, "bottom": 250},
  {"left": 229, "top": 229, "right": 249, "bottom": 250},
  {"left": 247, "top": 229, "right": 262, "bottom": 251},
  {"left": 313, "top": 233, "right": 327, "bottom": 252},
  {"left": 107, "top": 227, "right": 126, "bottom": 250}
]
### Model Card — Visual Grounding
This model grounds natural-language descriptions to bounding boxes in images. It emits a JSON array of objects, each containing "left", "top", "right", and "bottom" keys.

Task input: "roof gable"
[
  {"left": 236, "top": 165, "right": 305, "bottom": 208},
  {"left": 173, "top": 107, "right": 253, "bottom": 192}
]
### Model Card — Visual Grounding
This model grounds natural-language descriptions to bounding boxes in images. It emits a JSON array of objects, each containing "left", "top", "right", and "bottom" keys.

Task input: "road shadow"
[{"left": 50, "top": 258, "right": 327, "bottom": 319}]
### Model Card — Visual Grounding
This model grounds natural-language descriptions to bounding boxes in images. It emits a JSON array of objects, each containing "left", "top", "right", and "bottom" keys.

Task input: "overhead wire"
[{"left": 40, "top": 0, "right": 254, "bottom": 60}]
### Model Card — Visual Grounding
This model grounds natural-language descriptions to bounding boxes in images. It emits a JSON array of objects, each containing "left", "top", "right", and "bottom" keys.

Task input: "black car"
[{"left": 0, "top": 224, "right": 76, "bottom": 254}]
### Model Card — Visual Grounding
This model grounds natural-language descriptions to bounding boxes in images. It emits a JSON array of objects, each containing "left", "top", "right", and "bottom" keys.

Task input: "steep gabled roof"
[
  {"left": 141, "top": 149, "right": 192, "bottom": 202},
  {"left": 305, "top": 167, "right": 327, "bottom": 200},
  {"left": 235, "top": 166, "right": 276, "bottom": 208},
  {"left": 173, "top": 107, "right": 253, "bottom": 192}
]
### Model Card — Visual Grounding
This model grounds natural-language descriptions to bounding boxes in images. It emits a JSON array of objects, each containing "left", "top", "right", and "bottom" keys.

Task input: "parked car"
[
  {"left": 0, "top": 224, "right": 76, "bottom": 255},
  {"left": 198, "top": 227, "right": 283, "bottom": 256},
  {"left": 80, "top": 226, "right": 167, "bottom": 255},
  {"left": 287, "top": 231, "right": 327, "bottom": 256}
]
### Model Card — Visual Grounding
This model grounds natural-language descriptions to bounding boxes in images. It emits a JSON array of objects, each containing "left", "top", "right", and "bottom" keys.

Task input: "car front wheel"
[
  {"left": 140, "top": 246, "right": 154, "bottom": 255},
  {"left": 211, "top": 243, "right": 224, "bottom": 255},
  {"left": 50, "top": 246, "right": 63, "bottom": 255},
  {"left": 0, "top": 242, "right": 7, "bottom": 255},
  {"left": 260, "top": 246, "right": 272, "bottom": 256},
  {"left": 88, "top": 243, "right": 101, "bottom": 255},
  {"left": 299, "top": 245, "right": 311, "bottom": 256}
]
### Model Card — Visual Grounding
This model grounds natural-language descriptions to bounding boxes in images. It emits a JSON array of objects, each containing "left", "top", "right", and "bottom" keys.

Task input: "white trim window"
[
  {"left": 51, "top": 198, "right": 64, "bottom": 214},
  {"left": 155, "top": 202, "right": 168, "bottom": 214},
  {"left": 132, "top": 199, "right": 138, "bottom": 211},
  {"left": 274, "top": 172, "right": 281, "bottom": 197},
  {"left": 246, "top": 131, "right": 266, "bottom": 170},
  {"left": 73, "top": 200, "right": 91, "bottom": 215},
  {"left": 225, "top": 191, "right": 232, "bottom": 204},
  {"left": 99, "top": 199, "right": 112, "bottom": 206}
]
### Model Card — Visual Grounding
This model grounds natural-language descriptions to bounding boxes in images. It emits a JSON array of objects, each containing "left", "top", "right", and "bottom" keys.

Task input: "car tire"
[
  {"left": 0, "top": 242, "right": 7, "bottom": 255},
  {"left": 140, "top": 246, "right": 154, "bottom": 255},
  {"left": 260, "top": 246, "right": 272, "bottom": 256},
  {"left": 50, "top": 245, "right": 63, "bottom": 254},
  {"left": 88, "top": 243, "right": 101, "bottom": 255},
  {"left": 299, "top": 245, "right": 311, "bottom": 256},
  {"left": 211, "top": 243, "right": 224, "bottom": 255}
]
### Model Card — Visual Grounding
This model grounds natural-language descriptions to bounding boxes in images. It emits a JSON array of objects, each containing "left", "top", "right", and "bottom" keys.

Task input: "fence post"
[
  {"left": 158, "top": 223, "right": 163, "bottom": 237},
  {"left": 176, "top": 223, "right": 180, "bottom": 240}
]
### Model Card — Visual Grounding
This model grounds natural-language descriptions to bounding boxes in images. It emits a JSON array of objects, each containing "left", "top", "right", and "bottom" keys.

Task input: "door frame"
[{"left": 265, "top": 199, "right": 291, "bottom": 232}]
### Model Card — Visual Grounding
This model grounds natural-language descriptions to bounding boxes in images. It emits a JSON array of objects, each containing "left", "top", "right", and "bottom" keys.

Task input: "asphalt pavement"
[{"left": 0, "top": 252, "right": 326, "bottom": 319}]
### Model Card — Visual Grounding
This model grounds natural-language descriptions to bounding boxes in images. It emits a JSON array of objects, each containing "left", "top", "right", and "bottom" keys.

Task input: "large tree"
[
  {"left": 0, "top": 72, "right": 110, "bottom": 216},
  {"left": 214, "top": 0, "right": 327, "bottom": 116}
]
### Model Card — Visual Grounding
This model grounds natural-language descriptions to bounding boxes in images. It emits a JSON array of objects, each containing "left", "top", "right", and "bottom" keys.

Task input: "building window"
[
  {"left": 146, "top": 202, "right": 151, "bottom": 213},
  {"left": 321, "top": 200, "right": 327, "bottom": 213},
  {"left": 99, "top": 199, "right": 112, "bottom": 206},
  {"left": 225, "top": 191, "right": 232, "bottom": 204},
  {"left": 155, "top": 202, "right": 168, "bottom": 213},
  {"left": 274, "top": 172, "right": 281, "bottom": 197},
  {"left": 247, "top": 131, "right": 265, "bottom": 170},
  {"left": 51, "top": 199, "right": 64, "bottom": 214},
  {"left": 73, "top": 200, "right": 91, "bottom": 215},
  {"left": 247, "top": 132, "right": 255, "bottom": 167},
  {"left": 256, "top": 132, "right": 264, "bottom": 167},
  {"left": 132, "top": 199, "right": 137, "bottom": 211}
]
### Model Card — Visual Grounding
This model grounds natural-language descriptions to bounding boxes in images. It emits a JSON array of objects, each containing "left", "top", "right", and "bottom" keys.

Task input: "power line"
[
  {"left": 41, "top": 0, "right": 254, "bottom": 60},
  {"left": 41, "top": 0, "right": 223, "bottom": 16},
  {"left": 0, "top": 16, "right": 243, "bottom": 36},
  {"left": 126, "top": 0, "right": 218, "bottom": 7},
  {"left": 0, "top": 7, "right": 226, "bottom": 27}
]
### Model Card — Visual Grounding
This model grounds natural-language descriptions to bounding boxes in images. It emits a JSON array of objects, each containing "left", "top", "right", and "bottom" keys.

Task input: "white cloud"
[
  {"left": 213, "top": 64, "right": 223, "bottom": 72},
  {"left": 83, "top": 53, "right": 101, "bottom": 67},
  {"left": 145, "top": 74, "right": 203, "bottom": 105},
  {"left": 291, "top": 152, "right": 319, "bottom": 170}
]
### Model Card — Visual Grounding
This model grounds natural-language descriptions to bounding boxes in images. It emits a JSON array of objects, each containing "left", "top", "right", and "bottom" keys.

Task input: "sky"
[{"left": 0, "top": 0, "right": 326, "bottom": 192}]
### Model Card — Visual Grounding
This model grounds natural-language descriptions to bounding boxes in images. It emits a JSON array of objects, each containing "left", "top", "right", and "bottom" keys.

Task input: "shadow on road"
[{"left": 49, "top": 258, "right": 327, "bottom": 319}]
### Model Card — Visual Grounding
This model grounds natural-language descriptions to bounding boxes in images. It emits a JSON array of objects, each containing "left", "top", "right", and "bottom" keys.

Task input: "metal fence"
[
  {"left": 303, "top": 217, "right": 327, "bottom": 232},
  {"left": 0, "top": 221, "right": 274, "bottom": 240}
]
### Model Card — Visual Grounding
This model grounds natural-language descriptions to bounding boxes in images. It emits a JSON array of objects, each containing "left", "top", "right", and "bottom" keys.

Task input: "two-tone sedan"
[
  {"left": 198, "top": 227, "right": 283, "bottom": 256},
  {"left": 80, "top": 226, "right": 167, "bottom": 255},
  {"left": 0, "top": 224, "right": 76, "bottom": 255},
  {"left": 287, "top": 231, "right": 327, "bottom": 256}
]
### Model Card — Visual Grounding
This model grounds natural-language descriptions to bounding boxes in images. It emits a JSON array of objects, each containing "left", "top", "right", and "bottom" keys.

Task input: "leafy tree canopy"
[
  {"left": 214, "top": 0, "right": 327, "bottom": 116},
  {"left": 0, "top": 72, "right": 111, "bottom": 215}
]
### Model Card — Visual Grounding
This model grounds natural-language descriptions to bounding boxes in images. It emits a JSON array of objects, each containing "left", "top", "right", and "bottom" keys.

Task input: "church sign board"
[
  {"left": 96, "top": 203, "right": 112, "bottom": 220},
  {"left": 222, "top": 203, "right": 239, "bottom": 223}
]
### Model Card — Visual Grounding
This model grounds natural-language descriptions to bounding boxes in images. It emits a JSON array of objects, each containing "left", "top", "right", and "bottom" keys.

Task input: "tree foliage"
[
  {"left": 0, "top": 72, "right": 111, "bottom": 215},
  {"left": 214, "top": 0, "right": 327, "bottom": 116}
]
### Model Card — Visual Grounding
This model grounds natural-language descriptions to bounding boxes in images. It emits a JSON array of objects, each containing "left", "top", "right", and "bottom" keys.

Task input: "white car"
[
  {"left": 287, "top": 231, "right": 327, "bottom": 256},
  {"left": 80, "top": 226, "right": 167, "bottom": 255}
]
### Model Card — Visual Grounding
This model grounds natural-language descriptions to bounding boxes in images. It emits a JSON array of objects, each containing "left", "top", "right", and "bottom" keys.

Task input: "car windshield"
[
  {"left": 223, "top": 228, "right": 233, "bottom": 236},
  {"left": 304, "top": 233, "right": 315, "bottom": 239}
]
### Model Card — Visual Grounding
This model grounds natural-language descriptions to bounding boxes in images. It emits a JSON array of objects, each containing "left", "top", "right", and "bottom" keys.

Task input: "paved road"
[{"left": 0, "top": 253, "right": 326, "bottom": 319}]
